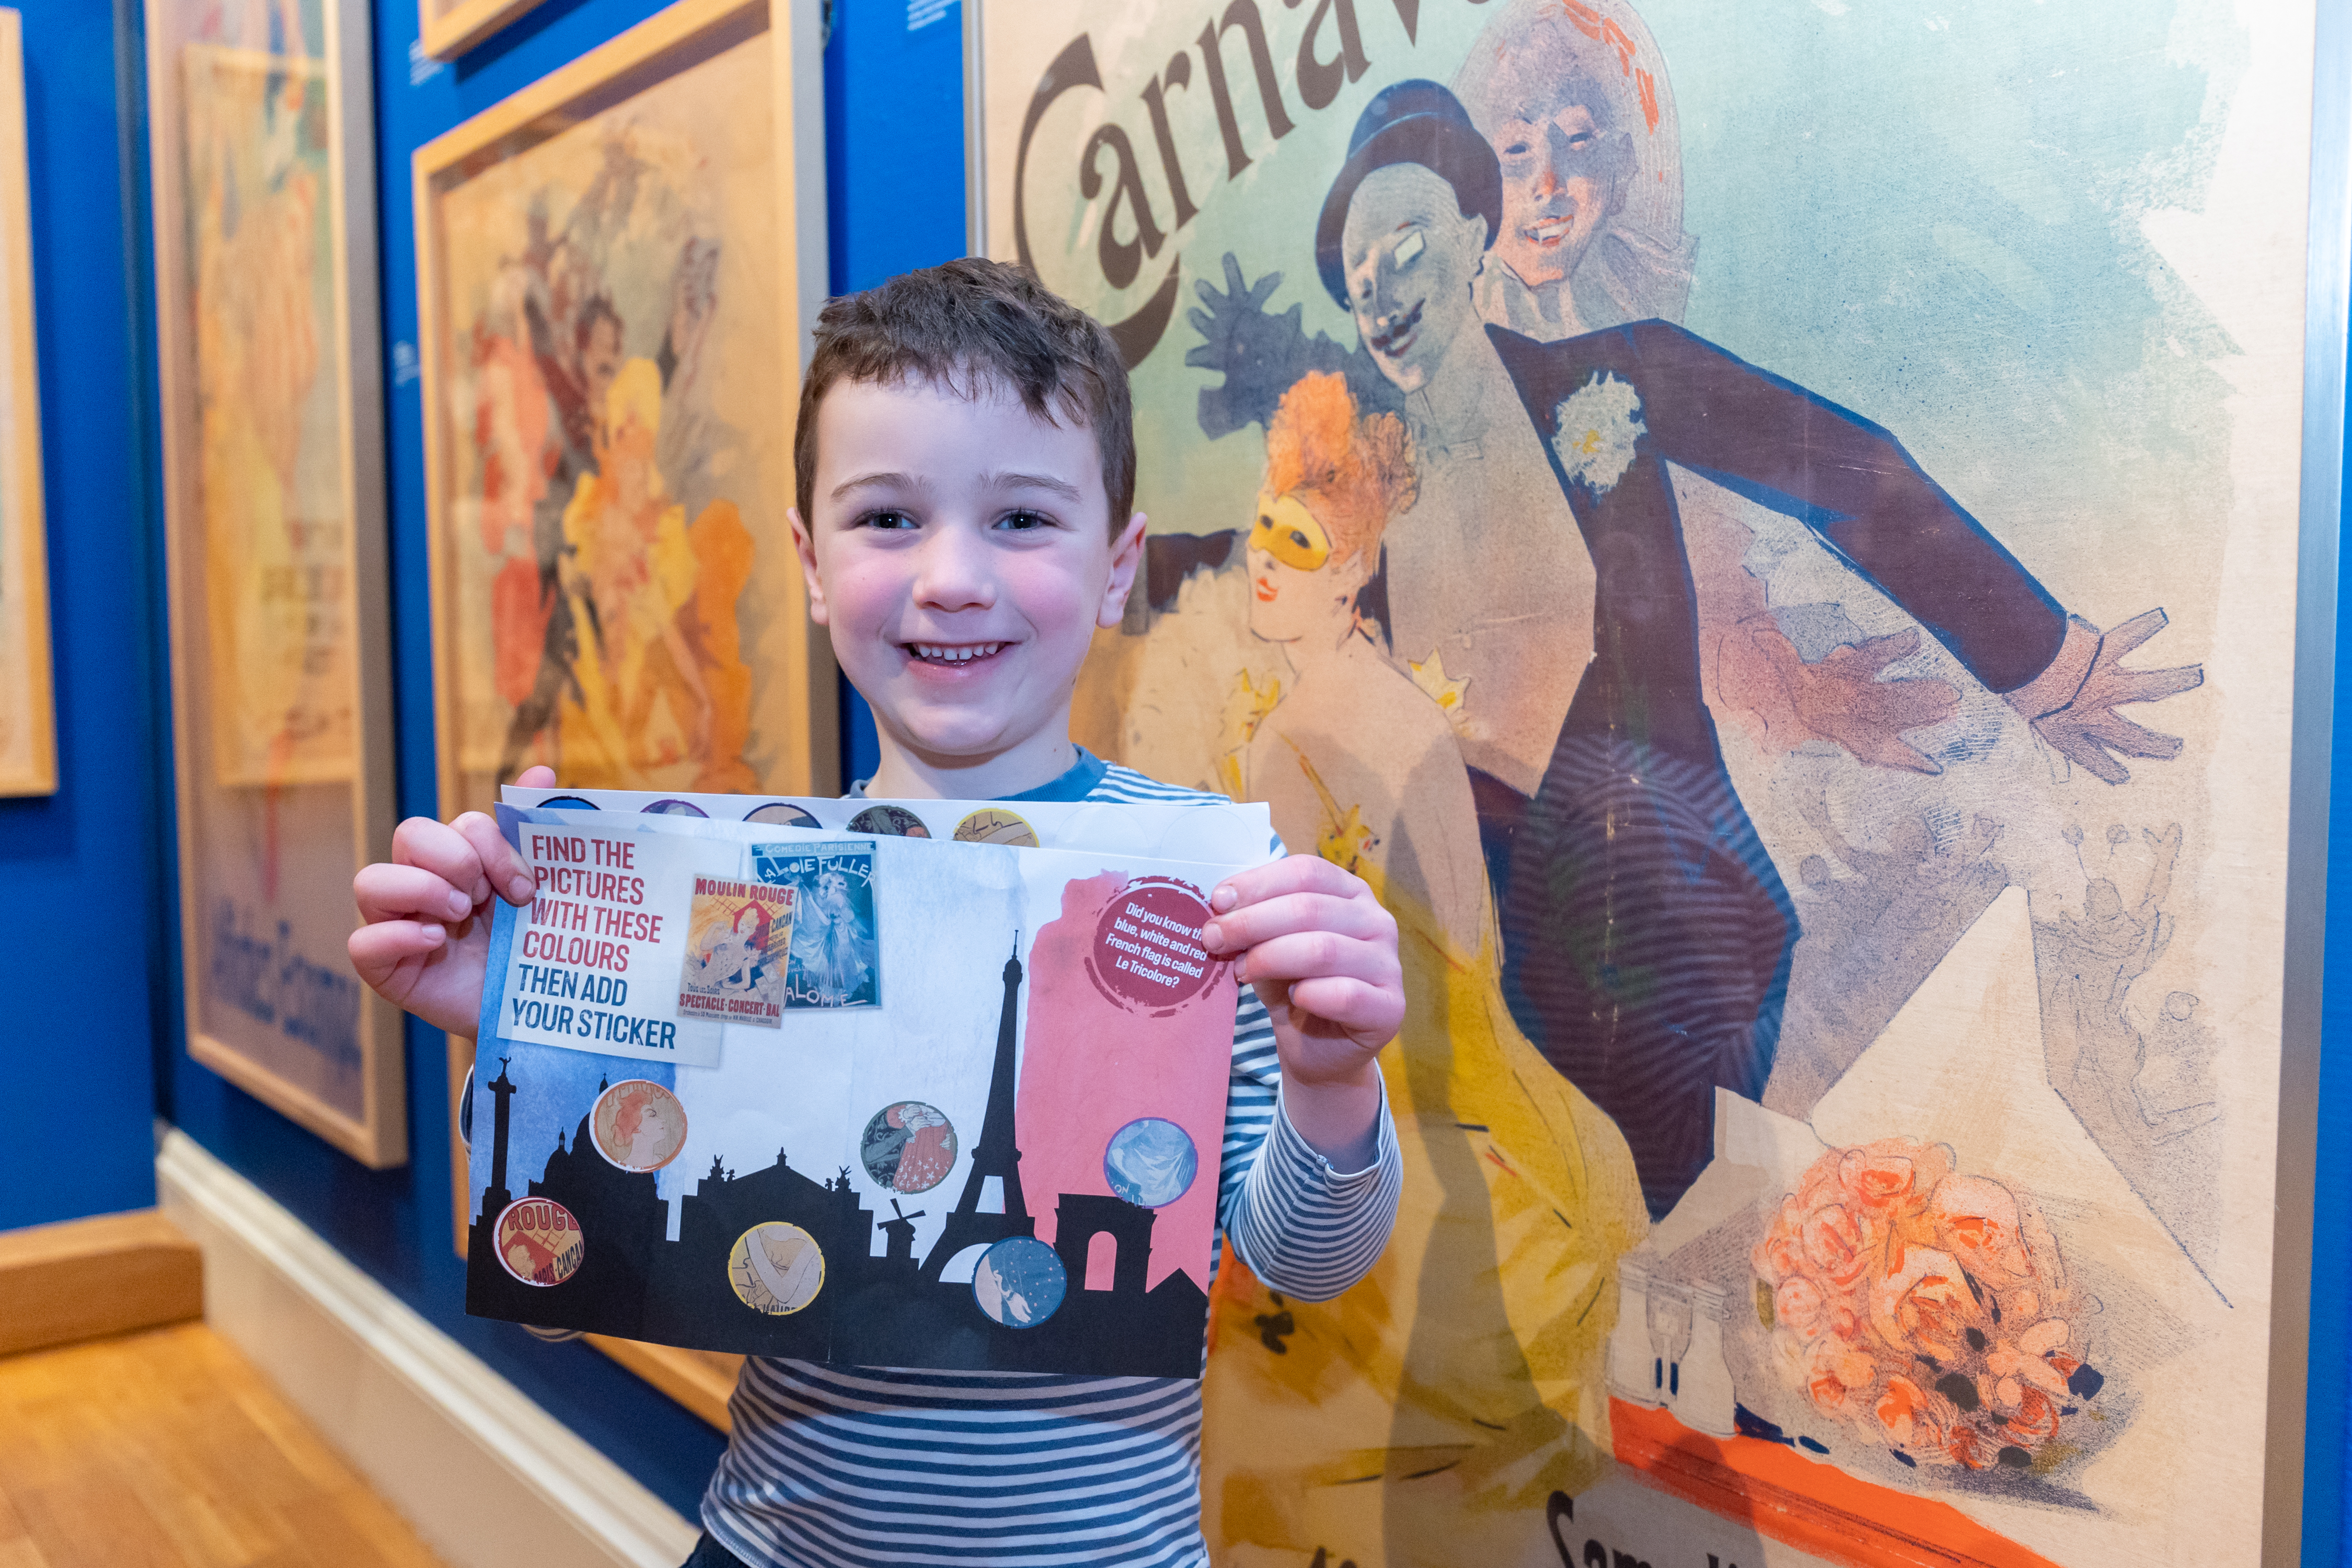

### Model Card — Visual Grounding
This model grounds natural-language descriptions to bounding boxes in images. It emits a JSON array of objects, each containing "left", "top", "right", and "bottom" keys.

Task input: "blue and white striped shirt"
[{"left": 700, "top": 754, "right": 1404, "bottom": 1567}]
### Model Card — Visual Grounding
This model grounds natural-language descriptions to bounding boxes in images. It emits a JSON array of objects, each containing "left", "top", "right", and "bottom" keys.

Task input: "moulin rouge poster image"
[{"left": 465, "top": 818, "right": 1254, "bottom": 1377}]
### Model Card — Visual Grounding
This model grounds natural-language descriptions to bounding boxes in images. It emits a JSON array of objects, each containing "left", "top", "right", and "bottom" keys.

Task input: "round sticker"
[
  {"left": 1087, "top": 877, "right": 1220, "bottom": 1012},
  {"left": 590, "top": 1079, "right": 689, "bottom": 1173},
  {"left": 494, "top": 1197, "right": 584, "bottom": 1288},
  {"left": 972, "top": 1237, "right": 1067, "bottom": 1329},
  {"left": 954, "top": 808, "right": 1040, "bottom": 848},
  {"left": 642, "top": 798, "right": 709, "bottom": 816},
  {"left": 860, "top": 1101, "right": 958, "bottom": 1194},
  {"left": 1103, "top": 1117, "right": 1199, "bottom": 1208},
  {"left": 729, "top": 1222, "right": 826, "bottom": 1315},
  {"left": 849, "top": 804, "right": 931, "bottom": 837},
  {"left": 538, "top": 795, "right": 598, "bottom": 811},
  {"left": 744, "top": 801, "right": 822, "bottom": 827}
]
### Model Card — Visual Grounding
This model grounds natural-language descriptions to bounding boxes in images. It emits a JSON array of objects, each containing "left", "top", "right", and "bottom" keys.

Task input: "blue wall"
[
  {"left": 0, "top": 0, "right": 168, "bottom": 1233},
  {"left": 140, "top": 0, "right": 969, "bottom": 1520},
  {"left": 824, "top": 0, "right": 965, "bottom": 781}
]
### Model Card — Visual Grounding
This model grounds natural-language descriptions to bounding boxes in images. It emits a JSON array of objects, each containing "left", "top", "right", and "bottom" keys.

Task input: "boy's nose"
[{"left": 910, "top": 527, "right": 998, "bottom": 612}]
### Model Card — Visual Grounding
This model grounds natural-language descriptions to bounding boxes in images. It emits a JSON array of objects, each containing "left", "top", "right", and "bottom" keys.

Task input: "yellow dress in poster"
[{"left": 1203, "top": 378, "right": 1645, "bottom": 1561}]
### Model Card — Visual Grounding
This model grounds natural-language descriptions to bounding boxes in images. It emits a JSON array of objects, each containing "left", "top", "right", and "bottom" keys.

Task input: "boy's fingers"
[
  {"left": 1203, "top": 889, "right": 1393, "bottom": 955},
  {"left": 516, "top": 765, "right": 557, "bottom": 789},
  {"left": 453, "top": 810, "right": 536, "bottom": 905},
  {"left": 348, "top": 920, "right": 446, "bottom": 986},
  {"left": 391, "top": 815, "right": 492, "bottom": 904},
  {"left": 1230, "top": 929, "right": 1398, "bottom": 990},
  {"left": 1286, "top": 975, "right": 1403, "bottom": 1036},
  {"left": 355, "top": 862, "right": 473, "bottom": 925},
  {"left": 1210, "top": 854, "right": 1364, "bottom": 914}
]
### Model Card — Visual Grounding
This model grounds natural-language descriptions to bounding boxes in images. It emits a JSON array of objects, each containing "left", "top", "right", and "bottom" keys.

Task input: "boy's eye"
[
  {"left": 996, "top": 509, "right": 1053, "bottom": 531},
  {"left": 858, "top": 509, "right": 918, "bottom": 530}
]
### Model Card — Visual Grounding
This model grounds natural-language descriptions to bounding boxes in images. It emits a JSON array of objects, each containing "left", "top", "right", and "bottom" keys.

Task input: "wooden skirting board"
[{"left": 0, "top": 1207, "right": 203, "bottom": 1356}]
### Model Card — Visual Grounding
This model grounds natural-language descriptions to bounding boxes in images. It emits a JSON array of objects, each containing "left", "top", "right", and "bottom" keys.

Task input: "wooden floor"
[{"left": 0, "top": 1322, "right": 447, "bottom": 1568}]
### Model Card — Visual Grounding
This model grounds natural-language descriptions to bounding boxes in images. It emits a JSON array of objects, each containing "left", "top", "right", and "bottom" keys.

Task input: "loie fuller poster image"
[
  {"left": 977, "top": 1, "right": 2330, "bottom": 1565},
  {"left": 464, "top": 826, "right": 1250, "bottom": 1378}
]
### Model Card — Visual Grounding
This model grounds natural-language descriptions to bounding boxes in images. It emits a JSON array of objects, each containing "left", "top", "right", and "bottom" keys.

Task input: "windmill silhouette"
[{"left": 921, "top": 934, "right": 1035, "bottom": 1280}]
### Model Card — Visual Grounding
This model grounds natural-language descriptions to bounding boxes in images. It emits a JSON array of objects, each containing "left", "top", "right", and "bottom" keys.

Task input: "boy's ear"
[
  {"left": 1099, "top": 511, "right": 1149, "bottom": 630},
  {"left": 787, "top": 506, "right": 830, "bottom": 627}
]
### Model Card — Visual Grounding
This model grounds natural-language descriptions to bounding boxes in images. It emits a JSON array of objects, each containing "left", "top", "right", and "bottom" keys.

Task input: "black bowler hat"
[{"left": 1315, "top": 79, "right": 1503, "bottom": 310}]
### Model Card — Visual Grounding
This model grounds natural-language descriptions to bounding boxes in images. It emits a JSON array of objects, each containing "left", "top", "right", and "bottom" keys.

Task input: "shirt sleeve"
[{"left": 1213, "top": 962, "right": 1404, "bottom": 1305}]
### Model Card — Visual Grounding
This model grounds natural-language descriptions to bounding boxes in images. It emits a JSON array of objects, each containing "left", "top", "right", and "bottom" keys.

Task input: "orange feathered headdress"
[{"left": 1263, "top": 373, "right": 1417, "bottom": 566}]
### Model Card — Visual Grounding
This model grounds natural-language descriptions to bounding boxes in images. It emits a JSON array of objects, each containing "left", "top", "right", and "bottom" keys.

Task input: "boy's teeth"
[{"left": 915, "top": 643, "right": 1002, "bottom": 663}]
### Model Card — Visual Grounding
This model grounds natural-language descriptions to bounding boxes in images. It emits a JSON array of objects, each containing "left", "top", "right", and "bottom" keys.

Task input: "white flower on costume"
[{"left": 1550, "top": 373, "right": 1647, "bottom": 494}]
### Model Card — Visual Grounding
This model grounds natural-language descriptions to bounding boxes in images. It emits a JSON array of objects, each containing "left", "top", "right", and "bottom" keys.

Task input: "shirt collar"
[{"left": 846, "top": 746, "right": 1110, "bottom": 804}]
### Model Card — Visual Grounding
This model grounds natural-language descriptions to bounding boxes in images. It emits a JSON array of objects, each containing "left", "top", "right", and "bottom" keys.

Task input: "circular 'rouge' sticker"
[
  {"left": 494, "top": 1197, "right": 584, "bottom": 1287},
  {"left": 1088, "top": 878, "right": 1220, "bottom": 1012}
]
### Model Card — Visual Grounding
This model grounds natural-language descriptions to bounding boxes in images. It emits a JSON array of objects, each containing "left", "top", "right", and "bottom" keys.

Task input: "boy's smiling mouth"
[{"left": 905, "top": 641, "right": 1008, "bottom": 666}]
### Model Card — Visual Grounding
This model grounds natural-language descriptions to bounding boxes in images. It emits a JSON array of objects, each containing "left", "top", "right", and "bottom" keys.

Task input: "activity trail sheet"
[{"left": 465, "top": 790, "right": 1274, "bottom": 1379}]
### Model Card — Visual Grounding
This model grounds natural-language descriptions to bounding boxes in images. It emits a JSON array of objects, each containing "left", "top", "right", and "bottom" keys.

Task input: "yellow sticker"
[
  {"left": 954, "top": 807, "right": 1041, "bottom": 848},
  {"left": 728, "top": 1222, "right": 825, "bottom": 1315}
]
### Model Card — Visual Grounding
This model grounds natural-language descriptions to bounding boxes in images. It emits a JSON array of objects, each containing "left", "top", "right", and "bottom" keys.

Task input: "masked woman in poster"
[{"left": 1212, "top": 373, "right": 1647, "bottom": 1548}]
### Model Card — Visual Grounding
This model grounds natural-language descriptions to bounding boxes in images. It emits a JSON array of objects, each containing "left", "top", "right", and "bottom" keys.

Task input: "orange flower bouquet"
[{"left": 1751, "top": 1138, "right": 2105, "bottom": 1473}]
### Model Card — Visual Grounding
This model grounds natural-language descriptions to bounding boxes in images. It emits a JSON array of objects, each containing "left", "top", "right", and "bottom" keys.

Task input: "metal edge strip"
[{"left": 2271, "top": 2, "right": 2349, "bottom": 1561}]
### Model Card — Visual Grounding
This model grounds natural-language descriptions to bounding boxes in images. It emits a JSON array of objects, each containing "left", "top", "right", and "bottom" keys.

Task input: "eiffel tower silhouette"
[{"left": 921, "top": 935, "right": 1036, "bottom": 1280}]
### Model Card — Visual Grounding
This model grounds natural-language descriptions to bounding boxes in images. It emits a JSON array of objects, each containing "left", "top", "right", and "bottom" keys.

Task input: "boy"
[{"left": 350, "top": 258, "right": 1406, "bottom": 1568}]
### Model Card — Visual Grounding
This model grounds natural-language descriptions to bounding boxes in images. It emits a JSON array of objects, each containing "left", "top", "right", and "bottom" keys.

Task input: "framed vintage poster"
[
  {"left": 0, "top": 8, "right": 50, "bottom": 799},
  {"left": 416, "top": 0, "right": 830, "bottom": 1420},
  {"left": 418, "top": 0, "right": 546, "bottom": 62},
  {"left": 973, "top": 1, "right": 2344, "bottom": 1564},
  {"left": 147, "top": 0, "right": 402, "bottom": 1164}
]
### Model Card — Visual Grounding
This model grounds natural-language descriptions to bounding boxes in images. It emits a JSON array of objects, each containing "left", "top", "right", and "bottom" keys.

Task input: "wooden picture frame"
[
  {"left": 146, "top": 0, "right": 402, "bottom": 1165},
  {"left": 421, "top": 0, "right": 829, "bottom": 1423},
  {"left": 417, "top": 0, "right": 547, "bottom": 62},
  {"left": 0, "top": 9, "right": 51, "bottom": 799}
]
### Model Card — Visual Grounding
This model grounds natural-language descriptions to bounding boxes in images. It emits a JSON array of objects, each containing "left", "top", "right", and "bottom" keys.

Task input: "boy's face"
[{"left": 792, "top": 376, "right": 1145, "bottom": 770}]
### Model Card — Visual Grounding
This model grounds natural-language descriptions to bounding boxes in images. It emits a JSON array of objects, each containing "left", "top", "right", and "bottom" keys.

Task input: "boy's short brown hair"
[{"left": 794, "top": 258, "right": 1135, "bottom": 534}]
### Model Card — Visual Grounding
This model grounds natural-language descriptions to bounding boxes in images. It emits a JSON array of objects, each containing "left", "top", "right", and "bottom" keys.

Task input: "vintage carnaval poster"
[
  {"left": 466, "top": 810, "right": 1261, "bottom": 1376},
  {"left": 978, "top": 0, "right": 2320, "bottom": 1563}
]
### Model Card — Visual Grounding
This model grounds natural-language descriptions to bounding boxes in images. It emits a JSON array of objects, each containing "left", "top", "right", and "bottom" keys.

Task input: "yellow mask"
[{"left": 1251, "top": 492, "right": 1332, "bottom": 572}]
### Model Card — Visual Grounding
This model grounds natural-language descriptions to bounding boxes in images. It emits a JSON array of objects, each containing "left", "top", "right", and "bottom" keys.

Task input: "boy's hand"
[
  {"left": 1202, "top": 855, "right": 1402, "bottom": 1169},
  {"left": 349, "top": 765, "right": 553, "bottom": 1037}
]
